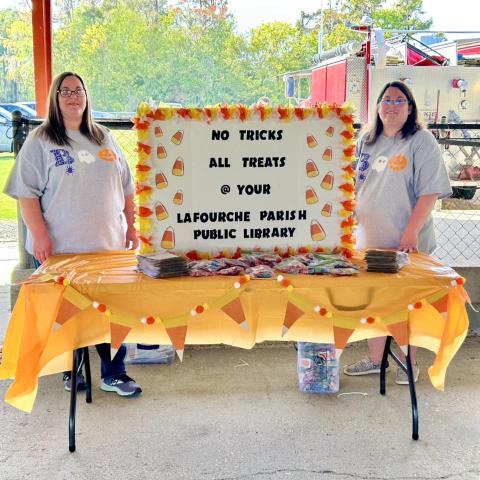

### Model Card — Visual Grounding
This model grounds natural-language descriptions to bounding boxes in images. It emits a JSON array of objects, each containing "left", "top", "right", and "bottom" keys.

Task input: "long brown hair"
[
  {"left": 362, "top": 81, "right": 424, "bottom": 145},
  {"left": 36, "top": 71, "right": 105, "bottom": 146}
]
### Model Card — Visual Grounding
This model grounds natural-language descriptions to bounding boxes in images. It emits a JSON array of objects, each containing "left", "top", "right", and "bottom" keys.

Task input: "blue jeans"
[{"left": 33, "top": 257, "right": 127, "bottom": 380}]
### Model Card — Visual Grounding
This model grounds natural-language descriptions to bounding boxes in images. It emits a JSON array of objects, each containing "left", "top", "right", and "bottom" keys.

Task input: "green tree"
[
  {"left": 300, "top": 0, "right": 433, "bottom": 51},
  {"left": 2, "top": 11, "right": 34, "bottom": 101},
  {"left": 371, "top": 0, "right": 432, "bottom": 31},
  {"left": 242, "top": 22, "right": 317, "bottom": 104},
  {"left": 0, "top": 9, "right": 22, "bottom": 101}
]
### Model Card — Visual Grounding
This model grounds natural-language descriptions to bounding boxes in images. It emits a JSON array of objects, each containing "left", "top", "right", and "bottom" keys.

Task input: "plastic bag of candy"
[
  {"left": 188, "top": 259, "right": 227, "bottom": 277},
  {"left": 276, "top": 258, "right": 309, "bottom": 274},
  {"left": 250, "top": 252, "right": 282, "bottom": 267},
  {"left": 245, "top": 265, "right": 274, "bottom": 278},
  {"left": 216, "top": 266, "right": 244, "bottom": 276}
]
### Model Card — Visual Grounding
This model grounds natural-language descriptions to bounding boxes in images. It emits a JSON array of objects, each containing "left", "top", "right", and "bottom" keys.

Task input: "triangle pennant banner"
[
  {"left": 430, "top": 293, "right": 449, "bottom": 319},
  {"left": 166, "top": 325, "right": 188, "bottom": 361},
  {"left": 333, "top": 326, "right": 354, "bottom": 357},
  {"left": 282, "top": 301, "right": 305, "bottom": 336},
  {"left": 386, "top": 320, "right": 409, "bottom": 353},
  {"left": 55, "top": 297, "right": 81, "bottom": 326},
  {"left": 110, "top": 323, "right": 132, "bottom": 359},
  {"left": 221, "top": 297, "right": 248, "bottom": 330}
]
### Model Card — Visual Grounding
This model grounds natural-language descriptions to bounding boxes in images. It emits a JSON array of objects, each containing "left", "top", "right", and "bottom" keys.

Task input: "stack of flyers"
[
  {"left": 364, "top": 250, "right": 409, "bottom": 273},
  {"left": 137, "top": 251, "right": 188, "bottom": 278}
]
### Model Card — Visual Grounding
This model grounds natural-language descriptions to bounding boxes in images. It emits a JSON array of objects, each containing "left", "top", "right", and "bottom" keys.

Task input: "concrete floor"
[{"left": 0, "top": 340, "right": 479, "bottom": 480}]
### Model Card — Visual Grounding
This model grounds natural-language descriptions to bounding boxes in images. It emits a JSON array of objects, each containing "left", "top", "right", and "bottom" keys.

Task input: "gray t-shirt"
[
  {"left": 5, "top": 128, "right": 134, "bottom": 254},
  {"left": 355, "top": 129, "right": 452, "bottom": 254}
]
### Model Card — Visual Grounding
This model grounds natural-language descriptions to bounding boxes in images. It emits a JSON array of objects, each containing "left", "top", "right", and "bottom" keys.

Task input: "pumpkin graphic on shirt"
[
  {"left": 388, "top": 155, "right": 408, "bottom": 172},
  {"left": 98, "top": 148, "right": 117, "bottom": 162}
]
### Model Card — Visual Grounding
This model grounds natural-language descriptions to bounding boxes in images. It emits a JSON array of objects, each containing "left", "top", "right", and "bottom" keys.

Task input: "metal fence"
[
  {"left": 14, "top": 116, "right": 480, "bottom": 268},
  {"left": 430, "top": 123, "right": 480, "bottom": 267}
]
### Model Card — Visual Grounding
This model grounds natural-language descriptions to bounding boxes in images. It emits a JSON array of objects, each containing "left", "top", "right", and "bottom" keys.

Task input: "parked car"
[
  {"left": 17, "top": 101, "right": 36, "bottom": 113},
  {"left": 91, "top": 110, "right": 115, "bottom": 119},
  {"left": 0, "top": 107, "right": 13, "bottom": 153},
  {"left": 0, "top": 102, "right": 37, "bottom": 119}
]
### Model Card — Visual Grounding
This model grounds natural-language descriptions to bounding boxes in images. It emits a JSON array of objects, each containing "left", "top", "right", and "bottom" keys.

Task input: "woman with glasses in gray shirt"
[
  {"left": 5, "top": 71, "right": 142, "bottom": 397},
  {"left": 343, "top": 81, "right": 452, "bottom": 384}
]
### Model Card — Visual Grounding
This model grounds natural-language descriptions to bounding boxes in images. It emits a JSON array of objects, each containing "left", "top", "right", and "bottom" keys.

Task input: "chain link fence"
[
  {"left": 13, "top": 116, "right": 480, "bottom": 268},
  {"left": 430, "top": 123, "right": 480, "bottom": 267}
]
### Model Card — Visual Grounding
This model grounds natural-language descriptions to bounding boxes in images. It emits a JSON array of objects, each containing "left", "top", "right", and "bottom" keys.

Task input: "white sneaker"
[
  {"left": 343, "top": 356, "right": 388, "bottom": 376},
  {"left": 395, "top": 363, "right": 419, "bottom": 385}
]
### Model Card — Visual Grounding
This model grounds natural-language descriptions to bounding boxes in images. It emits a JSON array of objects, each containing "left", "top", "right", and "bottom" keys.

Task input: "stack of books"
[
  {"left": 364, "top": 250, "right": 409, "bottom": 273},
  {"left": 137, "top": 251, "right": 188, "bottom": 278}
]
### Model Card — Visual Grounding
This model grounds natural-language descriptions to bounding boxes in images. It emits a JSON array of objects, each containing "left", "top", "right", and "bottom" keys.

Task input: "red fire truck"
[{"left": 283, "top": 30, "right": 480, "bottom": 125}]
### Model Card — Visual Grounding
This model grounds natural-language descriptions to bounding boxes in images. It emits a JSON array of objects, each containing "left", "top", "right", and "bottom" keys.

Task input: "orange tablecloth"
[{"left": 0, "top": 251, "right": 469, "bottom": 412}]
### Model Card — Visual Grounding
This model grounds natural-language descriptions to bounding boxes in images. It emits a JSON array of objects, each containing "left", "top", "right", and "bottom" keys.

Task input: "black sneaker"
[{"left": 63, "top": 372, "right": 87, "bottom": 392}]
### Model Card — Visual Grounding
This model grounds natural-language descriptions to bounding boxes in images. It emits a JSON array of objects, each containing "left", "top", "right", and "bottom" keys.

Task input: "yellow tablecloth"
[{"left": 0, "top": 251, "right": 469, "bottom": 412}]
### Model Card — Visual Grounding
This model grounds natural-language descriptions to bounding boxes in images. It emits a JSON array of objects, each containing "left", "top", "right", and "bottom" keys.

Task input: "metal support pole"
[{"left": 11, "top": 111, "right": 35, "bottom": 269}]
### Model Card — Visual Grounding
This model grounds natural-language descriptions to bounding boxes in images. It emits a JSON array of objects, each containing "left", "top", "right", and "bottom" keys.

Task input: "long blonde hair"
[{"left": 36, "top": 71, "right": 105, "bottom": 146}]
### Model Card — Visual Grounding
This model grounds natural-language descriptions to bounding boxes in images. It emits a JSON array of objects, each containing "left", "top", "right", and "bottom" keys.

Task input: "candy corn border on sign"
[{"left": 133, "top": 102, "right": 356, "bottom": 258}]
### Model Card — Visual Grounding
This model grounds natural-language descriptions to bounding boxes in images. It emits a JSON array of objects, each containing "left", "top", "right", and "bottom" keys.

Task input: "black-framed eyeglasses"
[
  {"left": 57, "top": 88, "right": 86, "bottom": 97},
  {"left": 380, "top": 99, "right": 408, "bottom": 106}
]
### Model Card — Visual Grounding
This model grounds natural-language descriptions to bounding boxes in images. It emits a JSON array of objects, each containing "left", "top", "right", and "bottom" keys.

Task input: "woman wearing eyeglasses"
[
  {"left": 343, "top": 81, "right": 451, "bottom": 384},
  {"left": 5, "top": 72, "right": 142, "bottom": 397}
]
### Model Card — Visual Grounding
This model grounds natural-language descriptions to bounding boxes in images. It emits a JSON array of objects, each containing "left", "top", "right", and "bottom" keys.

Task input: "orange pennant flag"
[
  {"left": 110, "top": 323, "right": 132, "bottom": 359},
  {"left": 282, "top": 301, "right": 305, "bottom": 336},
  {"left": 333, "top": 326, "right": 354, "bottom": 358},
  {"left": 55, "top": 297, "right": 81, "bottom": 326},
  {"left": 166, "top": 325, "right": 188, "bottom": 361},
  {"left": 386, "top": 320, "right": 409, "bottom": 356},
  {"left": 221, "top": 297, "right": 248, "bottom": 330},
  {"left": 431, "top": 293, "right": 449, "bottom": 319}
]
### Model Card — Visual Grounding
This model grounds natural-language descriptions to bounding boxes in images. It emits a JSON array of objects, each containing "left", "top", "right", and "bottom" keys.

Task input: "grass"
[{"left": 0, "top": 153, "right": 17, "bottom": 221}]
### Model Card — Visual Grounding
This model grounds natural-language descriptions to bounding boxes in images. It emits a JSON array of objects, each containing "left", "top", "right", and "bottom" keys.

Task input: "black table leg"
[
  {"left": 380, "top": 336, "right": 391, "bottom": 395},
  {"left": 68, "top": 349, "right": 79, "bottom": 452},
  {"left": 83, "top": 347, "right": 92, "bottom": 404},
  {"left": 405, "top": 345, "right": 419, "bottom": 440},
  {"left": 380, "top": 337, "right": 419, "bottom": 440},
  {"left": 68, "top": 347, "right": 93, "bottom": 452}
]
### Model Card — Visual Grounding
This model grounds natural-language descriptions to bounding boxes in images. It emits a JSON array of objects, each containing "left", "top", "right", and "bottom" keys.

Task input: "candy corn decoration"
[
  {"left": 282, "top": 301, "right": 305, "bottom": 337},
  {"left": 161, "top": 226, "right": 175, "bottom": 249},
  {"left": 306, "top": 133, "right": 318, "bottom": 148},
  {"left": 155, "top": 172, "right": 168, "bottom": 189},
  {"left": 172, "top": 157, "right": 184, "bottom": 176},
  {"left": 154, "top": 126, "right": 163, "bottom": 137},
  {"left": 386, "top": 321, "right": 409, "bottom": 356},
  {"left": 305, "top": 186, "right": 318, "bottom": 205},
  {"left": 310, "top": 220, "right": 326, "bottom": 242},
  {"left": 171, "top": 130, "right": 184, "bottom": 145},
  {"left": 157, "top": 144, "right": 167, "bottom": 159},
  {"left": 333, "top": 326, "right": 355, "bottom": 359},
  {"left": 322, "top": 147, "right": 332, "bottom": 161},
  {"left": 321, "top": 171, "right": 334, "bottom": 190},
  {"left": 155, "top": 202, "right": 168, "bottom": 221},
  {"left": 325, "top": 126, "right": 334, "bottom": 137},
  {"left": 321, "top": 202, "right": 332, "bottom": 217},
  {"left": 306, "top": 159, "right": 319, "bottom": 178},
  {"left": 221, "top": 297, "right": 248, "bottom": 330},
  {"left": 173, "top": 190, "right": 183, "bottom": 205}
]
